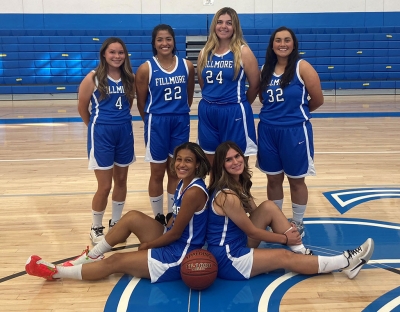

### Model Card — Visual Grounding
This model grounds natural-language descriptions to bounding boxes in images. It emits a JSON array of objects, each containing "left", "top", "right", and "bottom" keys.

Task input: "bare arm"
[
  {"left": 140, "top": 187, "right": 207, "bottom": 250},
  {"left": 185, "top": 59, "right": 195, "bottom": 107},
  {"left": 216, "top": 192, "right": 287, "bottom": 244},
  {"left": 135, "top": 62, "right": 149, "bottom": 121},
  {"left": 129, "top": 73, "right": 136, "bottom": 109},
  {"left": 299, "top": 60, "right": 324, "bottom": 112},
  {"left": 77, "top": 72, "right": 95, "bottom": 126},
  {"left": 241, "top": 46, "right": 260, "bottom": 104}
]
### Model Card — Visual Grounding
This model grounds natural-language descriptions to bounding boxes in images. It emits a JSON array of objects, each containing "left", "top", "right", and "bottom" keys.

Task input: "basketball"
[{"left": 180, "top": 249, "right": 218, "bottom": 290}]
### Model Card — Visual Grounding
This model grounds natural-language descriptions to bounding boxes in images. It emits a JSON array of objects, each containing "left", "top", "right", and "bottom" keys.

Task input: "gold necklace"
[{"left": 156, "top": 56, "right": 174, "bottom": 70}]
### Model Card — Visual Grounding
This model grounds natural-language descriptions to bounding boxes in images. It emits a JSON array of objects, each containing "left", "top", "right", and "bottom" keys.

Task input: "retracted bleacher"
[{"left": 0, "top": 27, "right": 399, "bottom": 98}]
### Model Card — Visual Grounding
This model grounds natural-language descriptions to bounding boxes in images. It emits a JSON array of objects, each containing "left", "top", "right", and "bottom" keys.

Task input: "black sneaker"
[
  {"left": 155, "top": 213, "right": 166, "bottom": 226},
  {"left": 109, "top": 219, "right": 117, "bottom": 230},
  {"left": 89, "top": 226, "right": 105, "bottom": 244}
]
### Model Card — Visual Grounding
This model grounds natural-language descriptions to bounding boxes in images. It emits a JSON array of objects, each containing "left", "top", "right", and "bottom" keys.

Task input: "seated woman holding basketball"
[
  {"left": 25, "top": 142, "right": 211, "bottom": 283},
  {"left": 206, "top": 141, "right": 374, "bottom": 280}
]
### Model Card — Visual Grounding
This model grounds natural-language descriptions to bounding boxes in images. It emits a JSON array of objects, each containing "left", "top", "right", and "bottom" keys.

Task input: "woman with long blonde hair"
[{"left": 196, "top": 7, "right": 259, "bottom": 174}]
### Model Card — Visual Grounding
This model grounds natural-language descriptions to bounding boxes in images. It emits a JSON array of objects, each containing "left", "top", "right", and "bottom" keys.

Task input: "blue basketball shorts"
[
  {"left": 144, "top": 113, "right": 190, "bottom": 163},
  {"left": 87, "top": 121, "right": 135, "bottom": 170},
  {"left": 207, "top": 244, "right": 254, "bottom": 280},
  {"left": 256, "top": 121, "right": 315, "bottom": 178},
  {"left": 149, "top": 242, "right": 200, "bottom": 283},
  {"left": 197, "top": 99, "right": 257, "bottom": 155}
]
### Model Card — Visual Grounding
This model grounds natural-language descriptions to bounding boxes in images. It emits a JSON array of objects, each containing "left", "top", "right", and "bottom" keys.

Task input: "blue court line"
[
  {"left": 363, "top": 286, "right": 400, "bottom": 311},
  {"left": 1, "top": 112, "right": 400, "bottom": 124}
]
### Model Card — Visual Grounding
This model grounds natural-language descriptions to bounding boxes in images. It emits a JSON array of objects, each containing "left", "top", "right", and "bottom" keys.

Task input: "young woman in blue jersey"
[
  {"left": 77, "top": 37, "right": 136, "bottom": 244},
  {"left": 257, "top": 27, "right": 324, "bottom": 237},
  {"left": 196, "top": 7, "right": 259, "bottom": 170},
  {"left": 136, "top": 24, "right": 195, "bottom": 219},
  {"left": 207, "top": 141, "right": 374, "bottom": 281},
  {"left": 25, "top": 142, "right": 211, "bottom": 283}
]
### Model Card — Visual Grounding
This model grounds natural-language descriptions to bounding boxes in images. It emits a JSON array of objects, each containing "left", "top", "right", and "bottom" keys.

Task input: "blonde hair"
[{"left": 197, "top": 7, "right": 247, "bottom": 80}]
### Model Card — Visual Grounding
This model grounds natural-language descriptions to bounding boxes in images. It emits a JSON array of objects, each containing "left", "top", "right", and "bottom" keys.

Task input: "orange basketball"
[{"left": 180, "top": 249, "right": 218, "bottom": 290}]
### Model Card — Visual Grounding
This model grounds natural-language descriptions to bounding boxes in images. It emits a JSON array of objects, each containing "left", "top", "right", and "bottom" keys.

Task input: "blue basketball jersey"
[
  {"left": 259, "top": 60, "right": 311, "bottom": 126},
  {"left": 145, "top": 56, "right": 190, "bottom": 114},
  {"left": 167, "top": 177, "right": 209, "bottom": 247},
  {"left": 89, "top": 74, "right": 132, "bottom": 124},
  {"left": 200, "top": 50, "right": 247, "bottom": 104},
  {"left": 206, "top": 190, "right": 248, "bottom": 250}
]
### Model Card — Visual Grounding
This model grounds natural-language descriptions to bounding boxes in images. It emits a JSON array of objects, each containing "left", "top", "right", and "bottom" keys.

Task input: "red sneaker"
[
  {"left": 62, "top": 246, "right": 104, "bottom": 267},
  {"left": 25, "top": 255, "right": 58, "bottom": 280}
]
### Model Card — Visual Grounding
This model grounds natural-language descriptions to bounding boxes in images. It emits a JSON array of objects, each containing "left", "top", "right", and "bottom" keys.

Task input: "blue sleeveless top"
[
  {"left": 144, "top": 56, "right": 190, "bottom": 115},
  {"left": 259, "top": 60, "right": 311, "bottom": 126},
  {"left": 200, "top": 50, "right": 247, "bottom": 105},
  {"left": 167, "top": 177, "right": 209, "bottom": 248},
  {"left": 206, "top": 189, "right": 248, "bottom": 250},
  {"left": 89, "top": 74, "right": 132, "bottom": 125}
]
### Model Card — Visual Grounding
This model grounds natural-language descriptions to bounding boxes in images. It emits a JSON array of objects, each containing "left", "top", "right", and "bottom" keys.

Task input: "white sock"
[
  {"left": 318, "top": 255, "right": 348, "bottom": 273},
  {"left": 54, "top": 264, "right": 83, "bottom": 280},
  {"left": 92, "top": 209, "right": 105, "bottom": 228},
  {"left": 167, "top": 193, "right": 175, "bottom": 213},
  {"left": 88, "top": 238, "right": 112, "bottom": 258},
  {"left": 150, "top": 194, "right": 163, "bottom": 216},
  {"left": 292, "top": 202, "right": 306, "bottom": 223},
  {"left": 289, "top": 244, "right": 308, "bottom": 254},
  {"left": 284, "top": 226, "right": 307, "bottom": 254},
  {"left": 273, "top": 199, "right": 283, "bottom": 210},
  {"left": 111, "top": 200, "right": 125, "bottom": 224}
]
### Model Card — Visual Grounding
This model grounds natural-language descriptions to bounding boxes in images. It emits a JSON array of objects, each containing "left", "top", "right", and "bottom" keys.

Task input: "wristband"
[{"left": 283, "top": 233, "right": 288, "bottom": 245}]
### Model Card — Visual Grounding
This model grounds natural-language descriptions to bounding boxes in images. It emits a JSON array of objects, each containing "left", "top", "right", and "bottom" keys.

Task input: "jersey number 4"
[{"left": 115, "top": 97, "right": 123, "bottom": 109}]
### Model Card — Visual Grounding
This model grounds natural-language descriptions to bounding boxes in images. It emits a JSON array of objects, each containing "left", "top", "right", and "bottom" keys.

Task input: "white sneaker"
[
  {"left": 304, "top": 248, "right": 313, "bottom": 255},
  {"left": 90, "top": 226, "right": 105, "bottom": 245},
  {"left": 62, "top": 246, "right": 104, "bottom": 267},
  {"left": 342, "top": 238, "right": 374, "bottom": 279},
  {"left": 288, "top": 218, "right": 305, "bottom": 238}
]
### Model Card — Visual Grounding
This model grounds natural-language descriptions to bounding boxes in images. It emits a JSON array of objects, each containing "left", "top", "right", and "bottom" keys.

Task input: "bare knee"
[
  {"left": 96, "top": 183, "right": 112, "bottom": 197},
  {"left": 279, "top": 249, "right": 297, "bottom": 266},
  {"left": 259, "top": 200, "right": 281, "bottom": 214},
  {"left": 122, "top": 210, "right": 144, "bottom": 223},
  {"left": 288, "top": 177, "right": 306, "bottom": 191},
  {"left": 102, "top": 253, "right": 126, "bottom": 273},
  {"left": 113, "top": 176, "right": 127, "bottom": 189},
  {"left": 267, "top": 174, "right": 284, "bottom": 188}
]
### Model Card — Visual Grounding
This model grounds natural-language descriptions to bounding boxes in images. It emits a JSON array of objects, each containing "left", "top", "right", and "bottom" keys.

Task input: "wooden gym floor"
[{"left": 0, "top": 95, "right": 400, "bottom": 311}]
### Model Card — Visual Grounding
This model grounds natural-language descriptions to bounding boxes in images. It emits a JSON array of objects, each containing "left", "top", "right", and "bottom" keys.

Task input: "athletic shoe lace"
[
  {"left": 93, "top": 226, "right": 105, "bottom": 237},
  {"left": 347, "top": 246, "right": 362, "bottom": 259}
]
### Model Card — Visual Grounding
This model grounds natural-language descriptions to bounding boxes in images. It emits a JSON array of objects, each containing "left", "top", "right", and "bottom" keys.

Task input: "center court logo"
[
  {"left": 104, "top": 217, "right": 400, "bottom": 312},
  {"left": 323, "top": 187, "right": 400, "bottom": 214}
]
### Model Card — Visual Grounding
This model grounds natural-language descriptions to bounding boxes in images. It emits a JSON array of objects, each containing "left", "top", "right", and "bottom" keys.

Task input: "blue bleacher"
[{"left": 0, "top": 27, "right": 399, "bottom": 94}]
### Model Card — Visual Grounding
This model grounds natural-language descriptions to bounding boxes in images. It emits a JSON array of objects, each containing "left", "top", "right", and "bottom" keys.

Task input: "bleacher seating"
[
  {"left": 0, "top": 27, "right": 399, "bottom": 95},
  {"left": 244, "top": 27, "right": 400, "bottom": 91}
]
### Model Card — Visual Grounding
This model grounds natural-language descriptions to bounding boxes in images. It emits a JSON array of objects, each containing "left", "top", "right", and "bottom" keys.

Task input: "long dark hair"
[
  {"left": 260, "top": 26, "right": 299, "bottom": 91},
  {"left": 170, "top": 142, "right": 210, "bottom": 179},
  {"left": 151, "top": 24, "right": 177, "bottom": 56},
  {"left": 94, "top": 37, "right": 135, "bottom": 103},
  {"left": 209, "top": 141, "right": 253, "bottom": 212}
]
